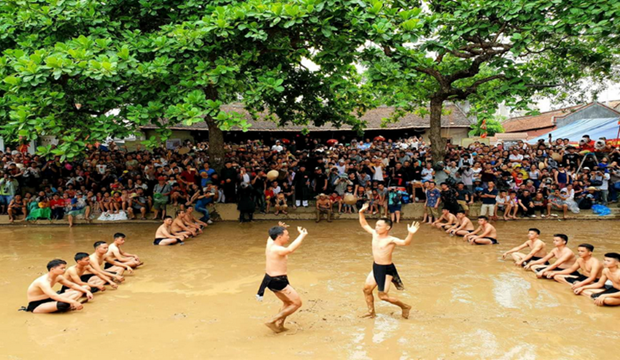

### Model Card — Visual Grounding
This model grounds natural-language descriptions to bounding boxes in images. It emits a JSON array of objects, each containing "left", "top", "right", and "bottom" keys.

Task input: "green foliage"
[
  {"left": 0, "top": 0, "right": 370, "bottom": 158},
  {"left": 469, "top": 118, "right": 505, "bottom": 137},
  {"left": 358, "top": 0, "right": 619, "bottom": 159}
]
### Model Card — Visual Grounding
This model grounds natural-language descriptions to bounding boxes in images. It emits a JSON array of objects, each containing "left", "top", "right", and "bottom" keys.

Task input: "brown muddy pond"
[{"left": 0, "top": 220, "right": 617, "bottom": 359}]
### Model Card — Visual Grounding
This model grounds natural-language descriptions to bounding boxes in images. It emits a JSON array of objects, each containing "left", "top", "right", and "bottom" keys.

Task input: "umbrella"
[
  {"left": 281, "top": 139, "right": 291, "bottom": 144},
  {"left": 374, "top": 136, "right": 385, "bottom": 141},
  {"left": 326, "top": 139, "right": 338, "bottom": 146}
]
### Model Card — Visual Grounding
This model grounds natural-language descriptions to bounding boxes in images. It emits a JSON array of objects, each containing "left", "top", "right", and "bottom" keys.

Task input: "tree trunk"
[
  {"left": 429, "top": 96, "right": 446, "bottom": 163},
  {"left": 205, "top": 115, "right": 225, "bottom": 173}
]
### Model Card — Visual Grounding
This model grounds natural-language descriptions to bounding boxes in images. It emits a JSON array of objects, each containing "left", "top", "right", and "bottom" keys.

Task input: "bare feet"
[
  {"left": 401, "top": 305, "right": 412, "bottom": 319},
  {"left": 359, "top": 312, "right": 376, "bottom": 319},
  {"left": 265, "top": 321, "right": 283, "bottom": 333}
]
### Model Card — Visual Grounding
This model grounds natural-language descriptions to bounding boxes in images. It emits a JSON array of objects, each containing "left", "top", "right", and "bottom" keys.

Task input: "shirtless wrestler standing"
[{"left": 358, "top": 203, "right": 420, "bottom": 319}]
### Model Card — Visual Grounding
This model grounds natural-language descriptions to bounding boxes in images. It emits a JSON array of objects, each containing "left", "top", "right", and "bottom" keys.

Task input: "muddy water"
[{"left": 0, "top": 220, "right": 618, "bottom": 359}]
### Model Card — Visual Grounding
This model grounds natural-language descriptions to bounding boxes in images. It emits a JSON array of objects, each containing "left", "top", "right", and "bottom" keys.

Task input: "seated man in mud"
[
  {"left": 171, "top": 211, "right": 196, "bottom": 238},
  {"left": 432, "top": 208, "right": 457, "bottom": 230},
  {"left": 154, "top": 216, "right": 185, "bottom": 246},
  {"left": 87, "top": 241, "right": 131, "bottom": 282},
  {"left": 502, "top": 228, "right": 547, "bottom": 268},
  {"left": 23, "top": 259, "right": 92, "bottom": 314},
  {"left": 59, "top": 252, "right": 117, "bottom": 294},
  {"left": 315, "top": 194, "right": 332, "bottom": 223},
  {"left": 463, "top": 216, "right": 498, "bottom": 245},
  {"left": 552, "top": 244, "right": 602, "bottom": 289},
  {"left": 106, "top": 233, "right": 143, "bottom": 269},
  {"left": 183, "top": 207, "right": 208, "bottom": 233},
  {"left": 525, "top": 234, "right": 578, "bottom": 279},
  {"left": 574, "top": 252, "right": 620, "bottom": 306},
  {"left": 447, "top": 211, "right": 475, "bottom": 237}
]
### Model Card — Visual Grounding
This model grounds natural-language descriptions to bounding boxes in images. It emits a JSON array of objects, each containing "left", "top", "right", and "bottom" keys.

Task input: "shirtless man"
[
  {"left": 464, "top": 216, "right": 498, "bottom": 245},
  {"left": 502, "top": 228, "right": 547, "bottom": 268},
  {"left": 107, "top": 233, "right": 142, "bottom": 269},
  {"left": 432, "top": 208, "right": 457, "bottom": 230},
  {"left": 553, "top": 244, "right": 602, "bottom": 289},
  {"left": 171, "top": 211, "right": 196, "bottom": 238},
  {"left": 525, "top": 234, "right": 578, "bottom": 279},
  {"left": 183, "top": 207, "right": 207, "bottom": 234},
  {"left": 359, "top": 203, "right": 420, "bottom": 319},
  {"left": 23, "top": 259, "right": 92, "bottom": 313},
  {"left": 87, "top": 241, "right": 131, "bottom": 281},
  {"left": 154, "top": 216, "right": 185, "bottom": 246},
  {"left": 315, "top": 194, "right": 333, "bottom": 223},
  {"left": 59, "top": 252, "right": 117, "bottom": 294},
  {"left": 257, "top": 222, "right": 308, "bottom": 333},
  {"left": 446, "top": 211, "right": 475, "bottom": 237},
  {"left": 574, "top": 252, "right": 620, "bottom": 306}
]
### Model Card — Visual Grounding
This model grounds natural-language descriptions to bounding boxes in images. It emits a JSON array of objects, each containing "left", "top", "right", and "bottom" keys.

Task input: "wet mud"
[{"left": 0, "top": 220, "right": 617, "bottom": 359}]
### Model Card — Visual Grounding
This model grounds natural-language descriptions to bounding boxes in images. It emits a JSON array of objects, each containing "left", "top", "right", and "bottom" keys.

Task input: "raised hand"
[
  {"left": 407, "top": 221, "right": 420, "bottom": 234},
  {"left": 297, "top": 227, "right": 308, "bottom": 236},
  {"left": 359, "top": 203, "right": 369, "bottom": 213}
]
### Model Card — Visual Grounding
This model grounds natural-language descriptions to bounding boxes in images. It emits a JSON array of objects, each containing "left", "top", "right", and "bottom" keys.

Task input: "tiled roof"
[
  {"left": 141, "top": 103, "right": 472, "bottom": 132},
  {"left": 502, "top": 105, "right": 583, "bottom": 133}
]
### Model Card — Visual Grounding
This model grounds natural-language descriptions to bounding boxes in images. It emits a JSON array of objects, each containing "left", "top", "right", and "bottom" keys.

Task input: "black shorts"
[
  {"left": 373, "top": 263, "right": 404, "bottom": 292},
  {"left": 591, "top": 286, "right": 620, "bottom": 299},
  {"left": 104, "top": 262, "right": 114, "bottom": 270},
  {"left": 25, "top": 298, "right": 70, "bottom": 313},
  {"left": 522, "top": 256, "right": 549, "bottom": 267},
  {"left": 154, "top": 238, "right": 164, "bottom": 245},
  {"left": 474, "top": 237, "right": 498, "bottom": 245},
  {"left": 256, "top": 274, "right": 290, "bottom": 298}
]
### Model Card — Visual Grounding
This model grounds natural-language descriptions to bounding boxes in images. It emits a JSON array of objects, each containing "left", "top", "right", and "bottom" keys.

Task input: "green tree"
[
  {"left": 359, "top": 0, "right": 618, "bottom": 161},
  {"left": 468, "top": 117, "right": 505, "bottom": 137},
  {"left": 0, "top": 0, "right": 368, "bottom": 167}
]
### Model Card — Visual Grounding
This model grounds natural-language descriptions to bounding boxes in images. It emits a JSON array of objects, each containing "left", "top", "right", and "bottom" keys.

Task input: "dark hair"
[
  {"left": 269, "top": 226, "right": 286, "bottom": 240},
  {"left": 440, "top": 182, "right": 447, "bottom": 186},
  {"left": 377, "top": 218, "right": 393, "bottom": 229},
  {"left": 163, "top": 215, "right": 172, "bottom": 220},
  {"left": 553, "top": 234, "right": 568, "bottom": 243},
  {"left": 457, "top": 210, "right": 465, "bottom": 215},
  {"left": 604, "top": 252, "right": 620, "bottom": 261},
  {"left": 74, "top": 252, "right": 90, "bottom": 262},
  {"left": 94, "top": 241, "right": 107, "bottom": 249},
  {"left": 528, "top": 228, "right": 541, "bottom": 235},
  {"left": 47, "top": 259, "right": 67, "bottom": 271},
  {"left": 478, "top": 216, "right": 489, "bottom": 221},
  {"left": 113, "top": 233, "right": 125, "bottom": 239},
  {"left": 578, "top": 244, "right": 594, "bottom": 252}
]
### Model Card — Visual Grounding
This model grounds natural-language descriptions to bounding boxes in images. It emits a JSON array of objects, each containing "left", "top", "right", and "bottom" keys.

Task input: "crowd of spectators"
[{"left": 1, "top": 133, "right": 619, "bottom": 224}]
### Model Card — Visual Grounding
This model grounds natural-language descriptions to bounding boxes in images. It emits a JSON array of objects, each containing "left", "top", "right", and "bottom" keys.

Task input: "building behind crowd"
[
  {"left": 503, "top": 101, "right": 620, "bottom": 138},
  {"left": 139, "top": 103, "right": 474, "bottom": 145}
]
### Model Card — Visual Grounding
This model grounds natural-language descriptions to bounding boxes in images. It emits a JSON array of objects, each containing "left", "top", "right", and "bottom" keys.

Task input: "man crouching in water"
[
  {"left": 257, "top": 222, "right": 308, "bottom": 333},
  {"left": 23, "top": 259, "right": 92, "bottom": 313},
  {"left": 359, "top": 203, "right": 420, "bottom": 319}
]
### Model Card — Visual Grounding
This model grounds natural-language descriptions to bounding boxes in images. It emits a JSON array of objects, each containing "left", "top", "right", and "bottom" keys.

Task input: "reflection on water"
[{"left": 0, "top": 220, "right": 617, "bottom": 359}]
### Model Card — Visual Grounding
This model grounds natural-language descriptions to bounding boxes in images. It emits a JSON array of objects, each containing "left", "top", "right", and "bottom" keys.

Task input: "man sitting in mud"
[
  {"left": 59, "top": 252, "right": 117, "bottom": 294},
  {"left": 525, "top": 234, "right": 578, "bottom": 279},
  {"left": 315, "top": 194, "right": 332, "bottom": 223},
  {"left": 87, "top": 241, "right": 131, "bottom": 282},
  {"left": 106, "top": 233, "right": 143, "bottom": 269},
  {"left": 171, "top": 211, "right": 196, "bottom": 238},
  {"left": 446, "top": 211, "right": 475, "bottom": 237},
  {"left": 463, "top": 216, "right": 498, "bottom": 245},
  {"left": 552, "top": 244, "right": 602, "bottom": 289},
  {"left": 574, "top": 252, "right": 620, "bottom": 306},
  {"left": 182, "top": 207, "right": 207, "bottom": 234},
  {"left": 502, "top": 228, "right": 547, "bottom": 268},
  {"left": 154, "top": 216, "right": 186, "bottom": 246},
  {"left": 23, "top": 259, "right": 92, "bottom": 314},
  {"left": 358, "top": 203, "right": 420, "bottom": 319},
  {"left": 432, "top": 208, "right": 457, "bottom": 230},
  {"left": 257, "top": 222, "right": 308, "bottom": 333}
]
